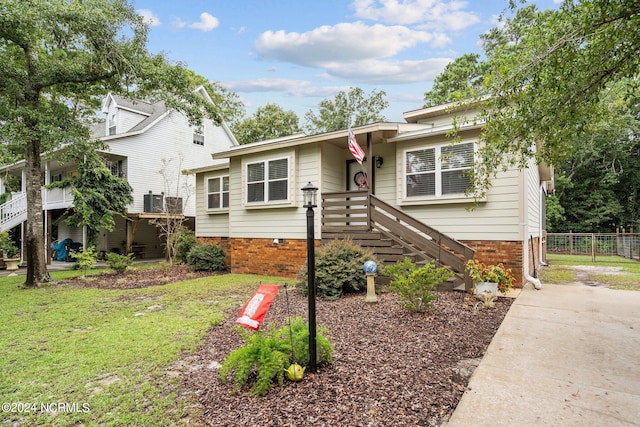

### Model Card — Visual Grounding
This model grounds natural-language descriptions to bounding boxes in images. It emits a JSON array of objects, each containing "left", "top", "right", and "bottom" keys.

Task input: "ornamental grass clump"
[
  {"left": 465, "top": 259, "right": 517, "bottom": 293},
  {"left": 381, "top": 258, "right": 454, "bottom": 312}
]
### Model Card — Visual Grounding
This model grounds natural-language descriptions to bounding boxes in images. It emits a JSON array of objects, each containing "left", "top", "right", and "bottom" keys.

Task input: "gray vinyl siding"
[
  {"left": 397, "top": 168, "right": 522, "bottom": 241},
  {"left": 228, "top": 145, "right": 319, "bottom": 240},
  {"left": 320, "top": 144, "right": 345, "bottom": 193},
  {"left": 195, "top": 170, "right": 229, "bottom": 237}
]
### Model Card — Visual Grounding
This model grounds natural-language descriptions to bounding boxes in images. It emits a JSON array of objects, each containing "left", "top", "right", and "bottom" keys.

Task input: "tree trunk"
[{"left": 24, "top": 129, "right": 50, "bottom": 287}]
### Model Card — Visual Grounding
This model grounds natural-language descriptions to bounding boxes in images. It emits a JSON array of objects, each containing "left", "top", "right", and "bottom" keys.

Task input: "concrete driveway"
[{"left": 447, "top": 282, "right": 640, "bottom": 426}]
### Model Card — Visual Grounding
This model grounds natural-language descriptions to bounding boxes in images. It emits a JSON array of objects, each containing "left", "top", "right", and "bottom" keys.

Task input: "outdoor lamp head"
[{"left": 301, "top": 182, "right": 318, "bottom": 208}]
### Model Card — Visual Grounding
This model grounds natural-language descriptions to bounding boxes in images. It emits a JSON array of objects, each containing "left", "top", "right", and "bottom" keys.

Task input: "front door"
[
  {"left": 346, "top": 159, "right": 370, "bottom": 227},
  {"left": 347, "top": 159, "right": 371, "bottom": 192}
]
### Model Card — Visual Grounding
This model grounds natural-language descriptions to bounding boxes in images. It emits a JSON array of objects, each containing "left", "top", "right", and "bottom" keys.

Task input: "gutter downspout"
[{"left": 523, "top": 168, "right": 543, "bottom": 290}]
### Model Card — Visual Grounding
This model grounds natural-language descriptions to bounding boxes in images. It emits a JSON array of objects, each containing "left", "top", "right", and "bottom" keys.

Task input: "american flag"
[{"left": 348, "top": 127, "right": 365, "bottom": 164}]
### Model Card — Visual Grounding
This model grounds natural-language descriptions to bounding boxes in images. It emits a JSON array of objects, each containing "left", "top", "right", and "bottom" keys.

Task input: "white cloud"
[
  {"left": 253, "top": 21, "right": 452, "bottom": 84},
  {"left": 137, "top": 9, "right": 161, "bottom": 27},
  {"left": 172, "top": 17, "right": 187, "bottom": 30},
  {"left": 223, "top": 78, "right": 349, "bottom": 98},
  {"left": 353, "top": 0, "right": 479, "bottom": 30},
  {"left": 323, "top": 57, "right": 452, "bottom": 84},
  {"left": 255, "top": 21, "right": 448, "bottom": 66},
  {"left": 189, "top": 12, "right": 219, "bottom": 32}
]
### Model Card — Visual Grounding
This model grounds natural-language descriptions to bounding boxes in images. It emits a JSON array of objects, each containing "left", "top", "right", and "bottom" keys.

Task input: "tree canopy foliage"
[
  {"left": 49, "top": 151, "right": 133, "bottom": 246},
  {"left": 232, "top": 103, "right": 301, "bottom": 145},
  {"left": 0, "top": 0, "right": 228, "bottom": 286},
  {"left": 424, "top": 1, "right": 640, "bottom": 206},
  {"left": 546, "top": 81, "right": 640, "bottom": 232},
  {"left": 304, "top": 87, "right": 388, "bottom": 134}
]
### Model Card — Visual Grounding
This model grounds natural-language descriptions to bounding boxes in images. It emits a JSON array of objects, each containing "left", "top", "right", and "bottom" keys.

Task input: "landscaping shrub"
[
  {"left": 105, "top": 252, "right": 135, "bottom": 273},
  {"left": 297, "top": 239, "right": 376, "bottom": 299},
  {"left": 220, "top": 316, "right": 332, "bottom": 396},
  {"left": 381, "top": 258, "right": 454, "bottom": 312},
  {"left": 175, "top": 228, "right": 197, "bottom": 263},
  {"left": 70, "top": 246, "right": 98, "bottom": 276},
  {"left": 186, "top": 243, "right": 226, "bottom": 271}
]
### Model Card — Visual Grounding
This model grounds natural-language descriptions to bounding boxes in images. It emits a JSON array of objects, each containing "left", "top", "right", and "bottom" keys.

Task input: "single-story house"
[{"left": 192, "top": 101, "right": 553, "bottom": 288}]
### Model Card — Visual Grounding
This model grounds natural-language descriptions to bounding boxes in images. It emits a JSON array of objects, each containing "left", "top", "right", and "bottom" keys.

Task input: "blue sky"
[{"left": 134, "top": 0, "right": 561, "bottom": 122}]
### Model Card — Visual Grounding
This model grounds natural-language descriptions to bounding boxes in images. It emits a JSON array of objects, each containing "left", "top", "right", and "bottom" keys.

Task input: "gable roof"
[{"left": 211, "top": 123, "right": 419, "bottom": 160}]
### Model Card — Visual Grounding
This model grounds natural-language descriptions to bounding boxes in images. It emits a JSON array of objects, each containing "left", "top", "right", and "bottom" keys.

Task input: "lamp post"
[{"left": 301, "top": 181, "right": 318, "bottom": 373}]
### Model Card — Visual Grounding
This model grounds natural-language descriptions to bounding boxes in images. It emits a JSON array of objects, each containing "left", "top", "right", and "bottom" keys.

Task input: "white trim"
[
  {"left": 242, "top": 153, "right": 295, "bottom": 208},
  {"left": 400, "top": 140, "right": 475, "bottom": 203},
  {"left": 206, "top": 175, "right": 229, "bottom": 212}
]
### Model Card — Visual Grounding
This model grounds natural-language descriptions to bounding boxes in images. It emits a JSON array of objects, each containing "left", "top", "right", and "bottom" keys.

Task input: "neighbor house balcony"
[{"left": 0, "top": 186, "right": 74, "bottom": 232}]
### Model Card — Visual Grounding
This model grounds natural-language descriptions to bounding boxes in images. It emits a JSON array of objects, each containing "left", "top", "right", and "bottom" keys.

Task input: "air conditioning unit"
[
  {"left": 165, "top": 197, "right": 183, "bottom": 214},
  {"left": 143, "top": 192, "right": 163, "bottom": 213}
]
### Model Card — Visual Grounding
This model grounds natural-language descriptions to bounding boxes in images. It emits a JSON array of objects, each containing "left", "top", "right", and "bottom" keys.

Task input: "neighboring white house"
[
  {"left": 193, "top": 102, "right": 553, "bottom": 287},
  {"left": 0, "top": 86, "right": 237, "bottom": 261}
]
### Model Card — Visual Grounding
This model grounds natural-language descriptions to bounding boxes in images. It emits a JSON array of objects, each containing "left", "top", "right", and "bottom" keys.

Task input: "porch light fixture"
[
  {"left": 301, "top": 181, "right": 318, "bottom": 208},
  {"left": 301, "top": 181, "right": 318, "bottom": 372},
  {"left": 375, "top": 156, "right": 384, "bottom": 168}
]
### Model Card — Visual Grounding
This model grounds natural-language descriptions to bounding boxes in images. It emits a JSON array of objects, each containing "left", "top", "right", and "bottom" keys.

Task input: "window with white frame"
[
  {"left": 246, "top": 157, "right": 289, "bottom": 203},
  {"left": 193, "top": 125, "right": 204, "bottom": 145},
  {"left": 105, "top": 159, "right": 125, "bottom": 178},
  {"left": 207, "top": 176, "right": 229, "bottom": 209},
  {"left": 405, "top": 142, "right": 474, "bottom": 198},
  {"left": 108, "top": 114, "right": 116, "bottom": 135}
]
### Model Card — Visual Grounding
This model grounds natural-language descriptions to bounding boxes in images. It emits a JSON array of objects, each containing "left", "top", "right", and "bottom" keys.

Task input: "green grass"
[
  {"left": 0, "top": 268, "right": 288, "bottom": 426},
  {"left": 541, "top": 254, "right": 640, "bottom": 290}
]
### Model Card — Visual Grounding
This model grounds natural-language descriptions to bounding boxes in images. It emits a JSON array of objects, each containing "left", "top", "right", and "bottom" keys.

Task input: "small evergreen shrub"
[
  {"left": 186, "top": 243, "right": 226, "bottom": 271},
  {"left": 70, "top": 246, "right": 98, "bottom": 276},
  {"left": 105, "top": 252, "right": 135, "bottom": 273},
  {"left": 220, "top": 317, "right": 333, "bottom": 396},
  {"left": 297, "top": 239, "right": 376, "bottom": 299},
  {"left": 175, "top": 228, "right": 197, "bottom": 263},
  {"left": 381, "top": 258, "right": 454, "bottom": 312}
]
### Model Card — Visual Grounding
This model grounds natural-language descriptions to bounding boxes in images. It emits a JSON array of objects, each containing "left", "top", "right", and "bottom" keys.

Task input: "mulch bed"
[
  {"left": 58, "top": 266, "right": 512, "bottom": 426},
  {"left": 181, "top": 287, "right": 512, "bottom": 427}
]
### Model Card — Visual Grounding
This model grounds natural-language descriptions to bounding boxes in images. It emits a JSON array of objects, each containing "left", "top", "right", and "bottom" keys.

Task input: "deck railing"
[{"left": 321, "top": 191, "right": 475, "bottom": 287}]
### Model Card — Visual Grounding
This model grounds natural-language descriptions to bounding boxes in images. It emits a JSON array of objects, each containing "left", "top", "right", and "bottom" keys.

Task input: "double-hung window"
[
  {"left": 207, "top": 176, "right": 229, "bottom": 209},
  {"left": 405, "top": 142, "right": 474, "bottom": 199},
  {"left": 246, "top": 157, "right": 289, "bottom": 203}
]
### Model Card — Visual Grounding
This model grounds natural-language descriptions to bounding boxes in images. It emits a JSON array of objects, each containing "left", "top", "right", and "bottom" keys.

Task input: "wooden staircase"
[
  {"left": 320, "top": 191, "right": 475, "bottom": 290},
  {"left": 0, "top": 192, "right": 27, "bottom": 232}
]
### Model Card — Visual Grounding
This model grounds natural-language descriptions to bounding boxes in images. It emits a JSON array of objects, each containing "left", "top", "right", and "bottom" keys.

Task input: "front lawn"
[{"left": 0, "top": 268, "right": 286, "bottom": 426}]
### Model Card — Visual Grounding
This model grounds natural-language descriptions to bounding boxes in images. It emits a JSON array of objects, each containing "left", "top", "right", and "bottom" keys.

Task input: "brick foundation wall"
[
  {"left": 222, "top": 238, "right": 318, "bottom": 278},
  {"left": 463, "top": 240, "right": 524, "bottom": 286},
  {"left": 200, "top": 235, "right": 532, "bottom": 285}
]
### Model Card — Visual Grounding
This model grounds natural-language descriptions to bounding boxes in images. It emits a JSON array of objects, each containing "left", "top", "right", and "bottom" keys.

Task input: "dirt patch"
[
  {"left": 60, "top": 264, "right": 220, "bottom": 289},
  {"left": 180, "top": 289, "right": 512, "bottom": 427},
  {"left": 570, "top": 265, "right": 625, "bottom": 287}
]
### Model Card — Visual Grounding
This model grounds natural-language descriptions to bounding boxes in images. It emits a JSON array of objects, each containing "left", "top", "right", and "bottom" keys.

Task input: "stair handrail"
[
  {"left": 368, "top": 194, "right": 475, "bottom": 260},
  {"left": 1, "top": 192, "right": 27, "bottom": 227},
  {"left": 368, "top": 194, "right": 474, "bottom": 289}
]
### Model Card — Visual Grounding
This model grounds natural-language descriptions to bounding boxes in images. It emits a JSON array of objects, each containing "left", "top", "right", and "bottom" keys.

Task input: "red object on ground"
[{"left": 236, "top": 284, "right": 280, "bottom": 330}]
